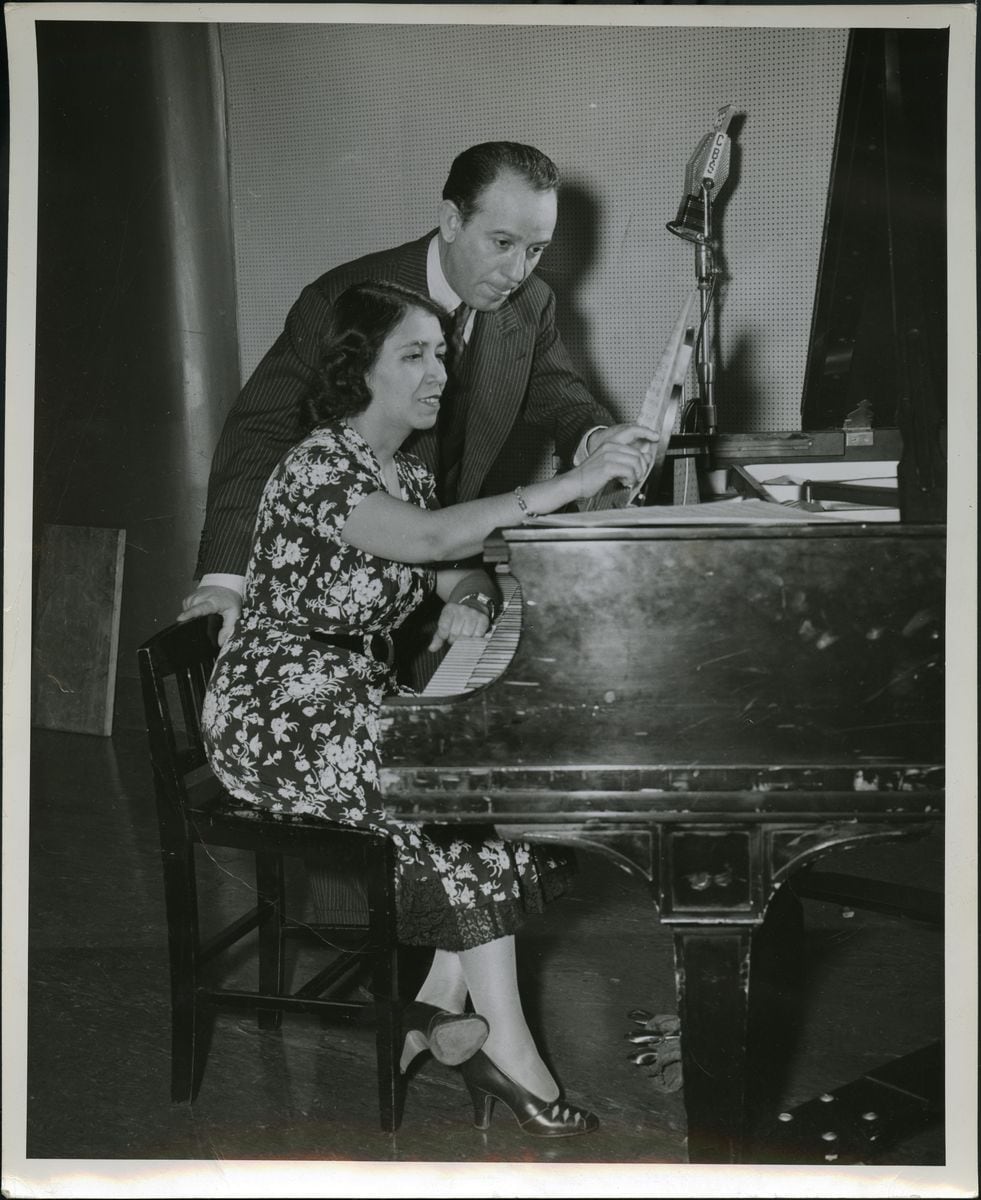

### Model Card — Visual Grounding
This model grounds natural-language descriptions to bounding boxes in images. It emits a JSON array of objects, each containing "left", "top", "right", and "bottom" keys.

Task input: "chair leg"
[
  {"left": 366, "top": 838, "right": 403, "bottom": 1132},
  {"left": 255, "top": 852, "right": 286, "bottom": 1031},
  {"left": 160, "top": 845, "right": 201, "bottom": 1102},
  {"left": 372, "top": 966, "right": 402, "bottom": 1134}
]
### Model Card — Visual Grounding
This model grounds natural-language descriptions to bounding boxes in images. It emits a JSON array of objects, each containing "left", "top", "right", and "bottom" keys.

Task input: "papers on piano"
[
  {"left": 523, "top": 498, "right": 841, "bottom": 527},
  {"left": 734, "top": 459, "right": 901, "bottom": 522}
]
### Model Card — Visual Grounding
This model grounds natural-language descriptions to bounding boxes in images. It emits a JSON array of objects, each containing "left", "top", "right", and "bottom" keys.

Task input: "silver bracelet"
[
  {"left": 456, "top": 591, "right": 499, "bottom": 621},
  {"left": 513, "top": 486, "right": 539, "bottom": 519}
]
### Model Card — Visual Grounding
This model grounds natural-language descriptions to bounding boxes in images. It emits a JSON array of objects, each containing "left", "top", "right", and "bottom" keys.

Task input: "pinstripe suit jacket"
[{"left": 196, "top": 232, "right": 612, "bottom": 576}]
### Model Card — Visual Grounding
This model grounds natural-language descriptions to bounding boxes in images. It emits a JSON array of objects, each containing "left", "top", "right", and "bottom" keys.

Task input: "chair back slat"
[
  {"left": 189, "top": 657, "right": 211, "bottom": 720},
  {"left": 138, "top": 617, "right": 221, "bottom": 824},
  {"left": 174, "top": 671, "right": 206, "bottom": 762}
]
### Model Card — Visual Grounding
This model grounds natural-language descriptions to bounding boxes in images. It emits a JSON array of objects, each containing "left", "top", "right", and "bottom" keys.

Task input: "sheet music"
[
  {"left": 580, "top": 288, "right": 700, "bottom": 512},
  {"left": 524, "top": 498, "right": 840, "bottom": 527}
]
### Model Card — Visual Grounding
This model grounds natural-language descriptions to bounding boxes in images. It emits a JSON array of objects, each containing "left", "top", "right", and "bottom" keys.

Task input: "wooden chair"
[{"left": 138, "top": 615, "right": 404, "bottom": 1130}]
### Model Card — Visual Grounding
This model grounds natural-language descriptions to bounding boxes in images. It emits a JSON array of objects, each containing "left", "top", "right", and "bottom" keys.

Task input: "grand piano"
[{"left": 381, "top": 28, "right": 948, "bottom": 1164}]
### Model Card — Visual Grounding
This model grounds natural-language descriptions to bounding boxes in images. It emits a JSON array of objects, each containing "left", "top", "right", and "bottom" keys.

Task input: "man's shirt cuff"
[
  {"left": 200, "top": 573, "right": 245, "bottom": 596},
  {"left": 573, "top": 426, "right": 607, "bottom": 466}
]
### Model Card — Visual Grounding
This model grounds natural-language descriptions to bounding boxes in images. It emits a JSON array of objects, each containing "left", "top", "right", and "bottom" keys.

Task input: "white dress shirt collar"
[
  {"left": 427, "top": 235, "right": 476, "bottom": 342},
  {"left": 427, "top": 234, "right": 460, "bottom": 313}
]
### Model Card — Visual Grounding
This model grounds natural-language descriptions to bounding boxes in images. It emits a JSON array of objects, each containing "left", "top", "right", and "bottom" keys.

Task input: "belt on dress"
[{"left": 308, "top": 628, "right": 395, "bottom": 666}]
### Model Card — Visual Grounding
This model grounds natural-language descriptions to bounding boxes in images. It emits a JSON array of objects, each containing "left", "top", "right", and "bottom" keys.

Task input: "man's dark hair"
[
  {"left": 300, "top": 281, "right": 448, "bottom": 431},
  {"left": 442, "top": 141, "right": 560, "bottom": 222}
]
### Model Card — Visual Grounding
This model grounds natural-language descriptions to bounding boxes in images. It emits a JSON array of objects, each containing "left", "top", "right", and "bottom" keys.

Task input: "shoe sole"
[{"left": 429, "top": 1016, "right": 489, "bottom": 1066}]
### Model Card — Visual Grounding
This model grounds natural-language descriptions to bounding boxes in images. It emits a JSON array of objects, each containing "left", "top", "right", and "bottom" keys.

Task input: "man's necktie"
[
  {"left": 448, "top": 303, "right": 473, "bottom": 367},
  {"left": 439, "top": 304, "right": 473, "bottom": 504}
]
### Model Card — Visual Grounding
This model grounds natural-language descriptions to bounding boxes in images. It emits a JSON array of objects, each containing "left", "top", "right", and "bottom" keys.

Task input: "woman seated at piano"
[{"left": 200, "top": 280, "right": 651, "bottom": 1138}]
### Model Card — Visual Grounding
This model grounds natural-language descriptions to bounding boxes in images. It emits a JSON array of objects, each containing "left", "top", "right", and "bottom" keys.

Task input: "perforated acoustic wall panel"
[{"left": 220, "top": 22, "right": 847, "bottom": 436}]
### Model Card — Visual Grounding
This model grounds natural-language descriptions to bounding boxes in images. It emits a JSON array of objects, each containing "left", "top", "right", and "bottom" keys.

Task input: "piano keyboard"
[{"left": 423, "top": 575, "right": 522, "bottom": 696}]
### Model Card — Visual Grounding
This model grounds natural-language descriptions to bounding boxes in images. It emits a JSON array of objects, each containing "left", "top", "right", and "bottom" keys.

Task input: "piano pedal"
[
  {"left": 626, "top": 1010, "right": 684, "bottom": 1093},
  {"left": 626, "top": 1029, "right": 669, "bottom": 1045},
  {"left": 629, "top": 1050, "right": 664, "bottom": 1066},
  {"left": 628, "top": 1036, "right": 680, "bottom": 1063},
  {"left": 626, "top": 1010, "right": 681, "bottom": 1036}
]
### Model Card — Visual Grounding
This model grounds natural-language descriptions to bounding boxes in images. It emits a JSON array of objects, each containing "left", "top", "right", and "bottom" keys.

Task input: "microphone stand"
[
  {"left": 692, "top": 180, "right": 720, "bottom": 436},
  {"left": 665, "top": 105, "right": 735, "bottom": 498},
  {"left": 664, "top": 181, "right": 721, "bottom": 504}
]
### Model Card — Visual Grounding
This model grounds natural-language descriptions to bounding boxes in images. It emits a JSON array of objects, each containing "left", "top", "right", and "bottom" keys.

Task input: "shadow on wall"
[
  {"left": 543, "top": 180, "right": 611, "bottom": 410},
  {"left": 722, "top": 332, "right": 775, "bottom": 433}
]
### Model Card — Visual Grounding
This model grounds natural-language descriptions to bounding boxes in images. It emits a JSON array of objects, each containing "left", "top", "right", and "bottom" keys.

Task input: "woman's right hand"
[
  {"left": 177, "top": 585, "right": 243, "bottom": 646},
  {"left": 572, "top": 424, "right": 658, "bottom": 500}
]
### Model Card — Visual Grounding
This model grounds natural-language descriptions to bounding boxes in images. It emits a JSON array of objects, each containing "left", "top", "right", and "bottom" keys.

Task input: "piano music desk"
[{"left": 380, "top": 522, "right": 945, "bottom": 1163}]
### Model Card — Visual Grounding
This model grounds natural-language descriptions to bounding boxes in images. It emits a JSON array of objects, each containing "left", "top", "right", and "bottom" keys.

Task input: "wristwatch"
[{"left": 456, "top": 591, "right": 500, "bottom": 622}]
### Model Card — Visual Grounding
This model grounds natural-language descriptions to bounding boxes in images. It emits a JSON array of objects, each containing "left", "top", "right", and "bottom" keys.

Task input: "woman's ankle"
[
  {"left": 482, "top": 1037, "right": 559, "bottom": 1102},
  {"left": 411, "top": 989, "right": 465, "bottom": 1013}
]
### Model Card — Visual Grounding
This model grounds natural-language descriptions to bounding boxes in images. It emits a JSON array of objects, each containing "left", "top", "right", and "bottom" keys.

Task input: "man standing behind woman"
[
  {"left": 200, "top": 281, "right": 652, "bottom": 1135},
  {"left": 181, "top": 140, "right": 652, "bottom": 640}
]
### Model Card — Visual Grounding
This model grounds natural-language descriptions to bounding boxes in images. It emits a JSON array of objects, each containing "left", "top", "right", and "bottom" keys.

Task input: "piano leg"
[{"left": 672, "top": 925, "right": 754, "bottom": 1163}]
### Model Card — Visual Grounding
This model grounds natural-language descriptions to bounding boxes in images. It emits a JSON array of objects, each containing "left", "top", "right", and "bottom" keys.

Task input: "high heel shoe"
[
  {"left": 399, "top": 1001, "right": 489, "bottom": 1073},
  {"left": 458, "top": 1051, "right": 599, "bottom": 1137}
]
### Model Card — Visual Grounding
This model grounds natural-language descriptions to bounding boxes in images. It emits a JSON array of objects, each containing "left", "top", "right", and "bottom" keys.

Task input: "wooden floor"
[{"left": 19, "top": 727, "right": 945, "bottom": 1185}]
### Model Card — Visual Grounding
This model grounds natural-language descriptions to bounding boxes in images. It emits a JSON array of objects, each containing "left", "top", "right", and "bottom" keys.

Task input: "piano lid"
[{"left": 801, "top": 28, "right": 948, "bottom": 522}]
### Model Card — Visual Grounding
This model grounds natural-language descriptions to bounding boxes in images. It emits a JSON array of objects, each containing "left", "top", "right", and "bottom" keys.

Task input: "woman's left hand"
[{"left": 428, "top": 602, "right": 490, "bottom": 652}]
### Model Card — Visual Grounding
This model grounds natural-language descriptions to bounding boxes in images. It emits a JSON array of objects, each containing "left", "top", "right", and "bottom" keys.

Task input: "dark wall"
[{"left": 34, "top": 21, "right": 239, "bottom": 729}]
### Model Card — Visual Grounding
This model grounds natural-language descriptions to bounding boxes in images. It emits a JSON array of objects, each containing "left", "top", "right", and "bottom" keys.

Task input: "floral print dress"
[{"left": 201, "top": 423, "right": 572, "bottom": 951}]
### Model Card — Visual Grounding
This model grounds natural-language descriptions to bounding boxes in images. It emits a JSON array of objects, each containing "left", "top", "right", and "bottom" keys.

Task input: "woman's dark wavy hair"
[{"left": 299, "top": 281, "right": 449, "bottom": 433}]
